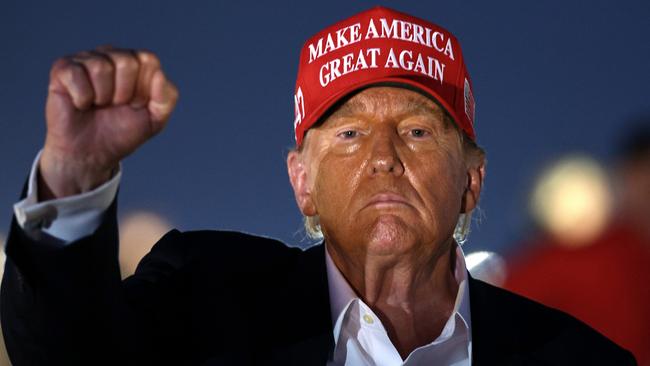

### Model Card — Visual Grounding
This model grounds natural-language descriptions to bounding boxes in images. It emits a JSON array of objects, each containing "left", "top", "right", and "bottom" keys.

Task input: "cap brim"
[{"left": 305, "top": 76, "right": 471, "bottom": 140}]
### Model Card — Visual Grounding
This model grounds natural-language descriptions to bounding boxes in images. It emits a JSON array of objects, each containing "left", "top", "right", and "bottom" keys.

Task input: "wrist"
[{"left": 38, "top": 148, "right": 116, "bottom": 201}]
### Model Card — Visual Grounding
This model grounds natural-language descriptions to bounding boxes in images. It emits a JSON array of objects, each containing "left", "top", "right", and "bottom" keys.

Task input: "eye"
[
  {"left": 410, "top": 128, "right": 429, "bottom": 138},
  {"left": 338, "top": 130, "right": 358, "bottom": 139}
]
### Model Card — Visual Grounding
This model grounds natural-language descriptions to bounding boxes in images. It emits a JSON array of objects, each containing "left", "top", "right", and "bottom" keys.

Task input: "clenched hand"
[{"left": 39, "top": 46, "right": 179, "bottom": 200}]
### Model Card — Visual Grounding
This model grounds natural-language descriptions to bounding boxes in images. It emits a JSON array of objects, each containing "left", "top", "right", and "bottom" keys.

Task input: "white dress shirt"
[
  {"left": 325, "top": 244, "right": 472, "bottom": 366},
  {"left": 14, "top": 151, "right": 472, "bottom": 366}
]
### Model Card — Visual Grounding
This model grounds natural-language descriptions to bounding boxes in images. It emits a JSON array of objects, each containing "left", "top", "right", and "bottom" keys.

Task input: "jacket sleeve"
[{"left": 1, "top": 190, "right": 188, "bottom": 366}]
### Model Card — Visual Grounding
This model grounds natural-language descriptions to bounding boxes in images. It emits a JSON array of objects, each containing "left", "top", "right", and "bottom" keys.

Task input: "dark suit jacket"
[{"left": 1, "top": 198, "right": 636, "bottom": 365}]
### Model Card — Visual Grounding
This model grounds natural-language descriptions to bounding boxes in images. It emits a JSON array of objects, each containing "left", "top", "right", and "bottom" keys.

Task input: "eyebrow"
[
  {"left": 327, "top": 98, "right": 368, "bottom": 119},
  {"left": 327, "top": 94, "right": 445, "bottom": 121},
  {"left": 403, "top": 98, "right": 445, "bottom": 119}
]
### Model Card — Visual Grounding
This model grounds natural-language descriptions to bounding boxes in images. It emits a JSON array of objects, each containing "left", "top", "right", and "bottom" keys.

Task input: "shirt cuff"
[{"left": 13, "top": 150, "right": 122, "bottom": 243}]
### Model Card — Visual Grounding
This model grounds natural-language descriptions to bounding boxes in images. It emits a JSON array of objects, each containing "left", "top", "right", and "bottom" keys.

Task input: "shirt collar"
[{"left": 325, "top": 242, "right": 472, "bottom": 338}]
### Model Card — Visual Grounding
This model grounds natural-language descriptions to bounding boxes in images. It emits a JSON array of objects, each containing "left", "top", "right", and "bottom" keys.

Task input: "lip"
[{"left": 364, "top": 192, "right": 414, "bottom": 209}]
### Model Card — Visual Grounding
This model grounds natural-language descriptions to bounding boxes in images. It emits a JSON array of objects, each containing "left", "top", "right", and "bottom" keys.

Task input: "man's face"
[{"left": 288, "top": 86, "right": 484, "bottom": 263}]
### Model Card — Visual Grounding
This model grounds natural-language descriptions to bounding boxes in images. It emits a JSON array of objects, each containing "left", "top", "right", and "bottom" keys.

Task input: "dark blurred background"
[{"left": 1, "top": 0, "right": 649, "bottom": 364}]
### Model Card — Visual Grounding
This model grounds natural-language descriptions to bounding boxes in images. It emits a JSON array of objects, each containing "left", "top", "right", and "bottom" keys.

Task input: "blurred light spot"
[
  {"left": 466, "top": 251, "right": 507, "bottom": 287},
  {"left": 531, "top": 155, "right": 612, "bottom": 247},
  {"left": 119, "top": 211, "right": 172, "bottom": 279}
]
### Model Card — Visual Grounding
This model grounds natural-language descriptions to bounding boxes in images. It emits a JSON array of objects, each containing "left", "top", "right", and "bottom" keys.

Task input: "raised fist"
[{"left": 39, "top": 46, "right": 179, "bottom": 200}]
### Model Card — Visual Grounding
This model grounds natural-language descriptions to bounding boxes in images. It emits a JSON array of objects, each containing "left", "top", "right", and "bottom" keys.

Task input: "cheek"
[
  {"left": 409, "top": 151, "right": 466, "bottom": 219},
  {"left": 311, "top": 152, "right": 364, "bottom": 215}
]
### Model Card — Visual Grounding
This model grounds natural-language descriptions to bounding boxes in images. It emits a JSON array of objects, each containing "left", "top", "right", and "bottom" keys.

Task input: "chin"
[{"left": 364, "top": 214, "right": 417, "bottom": 255}]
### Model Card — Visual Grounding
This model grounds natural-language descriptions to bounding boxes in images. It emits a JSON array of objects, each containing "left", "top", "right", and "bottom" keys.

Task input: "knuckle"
[
  {"left": 50, "top": 57, "right": 72, "bottom": 77},
  {"left": 138, "top": 51, "right": 161, "bottom": 68},
  {"left": 114, "top": 55, "right": 139, "bottom": 74},
  {"left": 86, "top": 58, "right": 113, "bottom": 78},
  {"left": 50, "top": 57, "right": 69, "bottom": 71},
  {"left": 61, "top": 62, "right": 84, "bottom": 81}
]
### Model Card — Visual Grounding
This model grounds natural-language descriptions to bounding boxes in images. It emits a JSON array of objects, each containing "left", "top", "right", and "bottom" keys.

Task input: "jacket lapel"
[
  {"left": 469, "top": 275, "right": 532, "bottom": 365},
  {"left": 469, "top": 275, "right": 500, "bottom": 365}
]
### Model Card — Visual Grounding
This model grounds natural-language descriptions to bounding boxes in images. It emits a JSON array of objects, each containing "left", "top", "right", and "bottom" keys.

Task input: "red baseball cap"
[{"left": 293, "top": 6, "right": 476, "bottom": 146}]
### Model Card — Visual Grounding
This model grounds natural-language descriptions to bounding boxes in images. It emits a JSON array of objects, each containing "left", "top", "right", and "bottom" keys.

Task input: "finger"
[
  {"left": 95, "top": 47, "right": 140, "bottom": 105},
  {"left": 132, "top": 50, "right": 161, "bottom": 108},
  {"left": 148, "top": 69, "right": 179, "bottom": 134},
  {"left": 72, "top": 51, "right": 115, "bottom": 106},
  {"left": 49, "top": 58, "right": 94, "bottom": 110}
]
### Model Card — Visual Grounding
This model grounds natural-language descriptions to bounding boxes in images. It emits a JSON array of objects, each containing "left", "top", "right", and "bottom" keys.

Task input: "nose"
[{"left": 367, "top": 131, "right": 405, "bottom": 177}]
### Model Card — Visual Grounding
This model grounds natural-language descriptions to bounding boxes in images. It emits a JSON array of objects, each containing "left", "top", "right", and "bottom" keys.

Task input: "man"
[{"left": 1, "top": 6, "right": 635, "bottom": 366}]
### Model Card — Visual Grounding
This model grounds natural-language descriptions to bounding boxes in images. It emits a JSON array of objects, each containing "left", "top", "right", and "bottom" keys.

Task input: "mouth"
[{"left": 364, "top": 192, "right": 414, "bottom": 210}]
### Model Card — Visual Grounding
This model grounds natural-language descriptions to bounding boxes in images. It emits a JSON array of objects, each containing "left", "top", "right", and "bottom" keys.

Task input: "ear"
[
  {"left": 461, "top": 154, "right": 486, "bottom": 214},
  {"left": 287, "top": 150, "right": 317, "bottom": 216}
]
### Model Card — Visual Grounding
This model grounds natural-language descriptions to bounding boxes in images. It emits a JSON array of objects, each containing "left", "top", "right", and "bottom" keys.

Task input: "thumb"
[{"left": 148, "top": 69, "right": 179, "bottom": 134}]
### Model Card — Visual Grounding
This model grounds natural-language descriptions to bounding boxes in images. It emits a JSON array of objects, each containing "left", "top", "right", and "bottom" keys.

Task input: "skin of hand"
[
  {"left": 287, "top": 86, "right": 485, "bottom": 358},
  {"left": 39, "top": 46, "right": 179, "bottom": 201}
]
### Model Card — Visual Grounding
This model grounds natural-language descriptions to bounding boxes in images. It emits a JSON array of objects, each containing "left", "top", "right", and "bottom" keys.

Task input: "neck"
[{"left": 326, "top": 238, "right": 460, "bottom": 359}]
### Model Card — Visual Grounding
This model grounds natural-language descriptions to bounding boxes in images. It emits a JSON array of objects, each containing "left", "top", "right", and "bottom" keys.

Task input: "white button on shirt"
[
  {"left": 14, "top": 151, "right": 473, "bottom": 366},
  {"left": 325, "top": 245, "right": 472, "bottom": 366}
]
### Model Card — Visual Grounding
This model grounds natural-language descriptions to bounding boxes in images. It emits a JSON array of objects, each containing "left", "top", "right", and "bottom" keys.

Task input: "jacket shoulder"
[
  {"left": 134, "top": 229, "right": 303, "bottom": 275},
  {"left": 470, "top": 277, "right": 637, "bottom": 365}
]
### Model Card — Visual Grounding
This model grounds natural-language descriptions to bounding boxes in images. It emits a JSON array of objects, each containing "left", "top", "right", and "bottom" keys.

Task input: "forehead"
[{"left": 325, "top": 86, "right": 445, "bottom": 122}]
